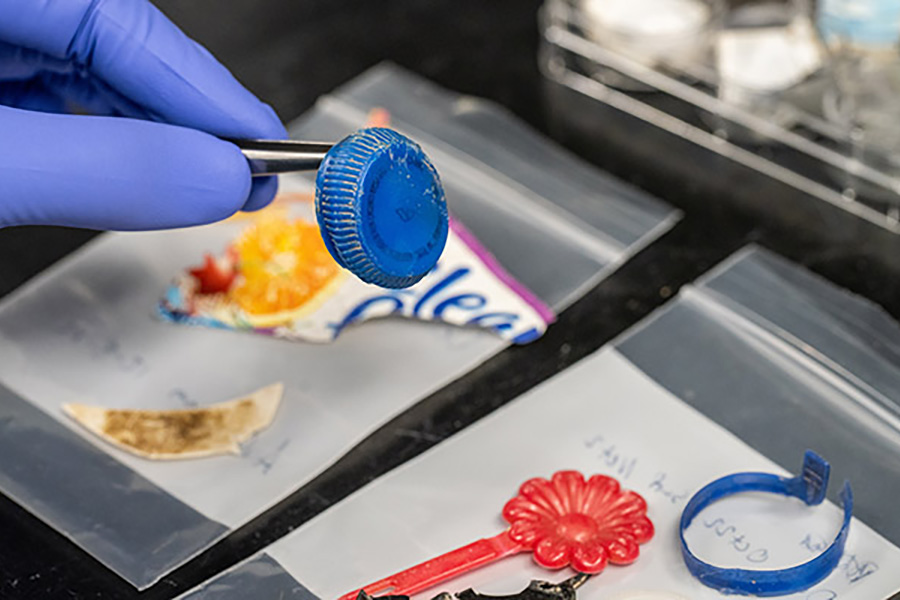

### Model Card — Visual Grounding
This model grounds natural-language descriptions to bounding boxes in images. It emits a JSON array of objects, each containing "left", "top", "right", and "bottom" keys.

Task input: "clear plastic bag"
[
  {"left": 617, "top": 245, "right": 900, "bottom": 542},
  {"left": 182, "top": 246, "right": 900, "bottom": 600},
  {"left": 0, "top": 63, "right": 676, "bottom": 589},
  {"left": 291, "top": 64, "right": 677, "bottom": 309}
]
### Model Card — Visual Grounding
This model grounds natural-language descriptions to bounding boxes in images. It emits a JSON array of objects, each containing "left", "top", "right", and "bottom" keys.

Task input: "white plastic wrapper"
[
  {"left": 0, "top": 63, "right": 677, "bottom": 589},
  {"left": 182, "top": 247, "right": 900, "bottom": 600}
]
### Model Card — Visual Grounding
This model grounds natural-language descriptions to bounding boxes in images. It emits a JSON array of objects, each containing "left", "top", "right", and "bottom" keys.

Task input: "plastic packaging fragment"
[
  {"left": 160, "top": 212, "right": 554, "bottom": 345},
  {"left": 64, "top": 383, "right": 283, "bottom": 460},
  {"left": 679, "top": 450, "right": 853, "bottom": 597}
]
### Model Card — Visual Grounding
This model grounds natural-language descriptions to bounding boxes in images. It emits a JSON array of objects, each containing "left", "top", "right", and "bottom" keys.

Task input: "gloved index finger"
[{"left": 0, "top": 0, "right": 286, "bottom": 141}]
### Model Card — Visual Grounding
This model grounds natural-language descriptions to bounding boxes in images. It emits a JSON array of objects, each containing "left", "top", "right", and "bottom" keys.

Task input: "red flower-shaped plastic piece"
[
  {"left": 189, "top": 252, "right": 237, "bottom": 295},
  {"left": 502, "top": 470, "right": 653, "bottom": 573},
  {"left": 338, "top": 470, "right": 654, "bottom": 600}
]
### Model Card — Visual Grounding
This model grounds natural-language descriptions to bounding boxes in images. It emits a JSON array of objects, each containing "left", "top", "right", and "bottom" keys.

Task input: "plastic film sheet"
[
  {"left": 617, "top": 245, "right": 900, "bottom": 542},
  {"left": 182, "top": 246, "right": 900, "bottom": 599},
  {"left": 0, "top": 64, "right": 676, "bottom": 589}
]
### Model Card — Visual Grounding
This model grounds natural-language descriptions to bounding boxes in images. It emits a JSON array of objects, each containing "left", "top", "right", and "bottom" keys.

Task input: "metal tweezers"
[{"left": 230, "top": 139, "right": 334, "bottom": 176}]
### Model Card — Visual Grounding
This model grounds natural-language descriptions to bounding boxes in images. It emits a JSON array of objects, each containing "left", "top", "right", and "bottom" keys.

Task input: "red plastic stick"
[
  {"left": 339, "top": 532, "right": 523, "bottom": 600},
  {"left": 339, "top": 471, "right": 654, "bottom": 600}
]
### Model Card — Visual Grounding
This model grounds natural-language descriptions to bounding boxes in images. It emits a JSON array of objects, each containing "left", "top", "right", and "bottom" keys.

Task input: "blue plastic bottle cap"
[{"left": 315, "top": 128, "right": 448, "bottom": 289}]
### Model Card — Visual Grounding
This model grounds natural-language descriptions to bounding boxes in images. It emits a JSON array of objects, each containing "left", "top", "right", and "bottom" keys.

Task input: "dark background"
[{"left": 1, "top": 1, "right": 899, "bottom": 598}]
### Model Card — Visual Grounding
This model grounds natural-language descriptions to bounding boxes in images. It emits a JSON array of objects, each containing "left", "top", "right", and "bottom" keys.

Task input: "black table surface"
[{"left": 3, "top": 2, "right": 900, "bottom": 599}]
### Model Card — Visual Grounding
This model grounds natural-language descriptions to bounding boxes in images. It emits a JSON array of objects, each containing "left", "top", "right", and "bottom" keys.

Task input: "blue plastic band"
[{"left": 679, "top": 451, "right": 853, "bottom": 597}]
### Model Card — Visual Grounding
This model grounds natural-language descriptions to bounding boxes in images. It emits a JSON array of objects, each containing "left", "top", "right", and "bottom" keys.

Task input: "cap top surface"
[{"left": 315, "top": 128, "right": 448, "bottom": 288}]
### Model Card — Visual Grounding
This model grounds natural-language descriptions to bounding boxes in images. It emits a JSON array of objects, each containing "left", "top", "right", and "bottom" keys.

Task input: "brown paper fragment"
[{"left": 63, "top": 383, "right": 283, "bottom": 460}]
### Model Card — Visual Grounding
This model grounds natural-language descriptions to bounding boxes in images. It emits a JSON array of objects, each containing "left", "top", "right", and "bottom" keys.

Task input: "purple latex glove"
[{"left": 0, "top": 0, "right": 287, "bottom": 230}]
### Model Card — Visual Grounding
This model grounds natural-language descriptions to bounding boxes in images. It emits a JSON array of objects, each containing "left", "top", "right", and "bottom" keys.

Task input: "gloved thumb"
[{"left": 0, "top": 105, "right": 256, "bottom": 231}]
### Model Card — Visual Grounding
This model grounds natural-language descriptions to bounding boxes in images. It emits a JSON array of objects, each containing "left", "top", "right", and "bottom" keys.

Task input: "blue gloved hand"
[{"left": 0, "top": 0, "right": 288, "bottom": 231}]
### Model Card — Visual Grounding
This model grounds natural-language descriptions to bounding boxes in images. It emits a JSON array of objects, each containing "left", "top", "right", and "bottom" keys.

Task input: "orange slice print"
[{"left": 228, "top": 213, "right": 344, "bottom": 326}]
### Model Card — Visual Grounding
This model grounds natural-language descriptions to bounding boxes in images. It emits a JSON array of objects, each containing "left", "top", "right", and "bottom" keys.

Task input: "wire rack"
[{"left": 540, "top": 0, "right": 900, "bottom": 234}]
